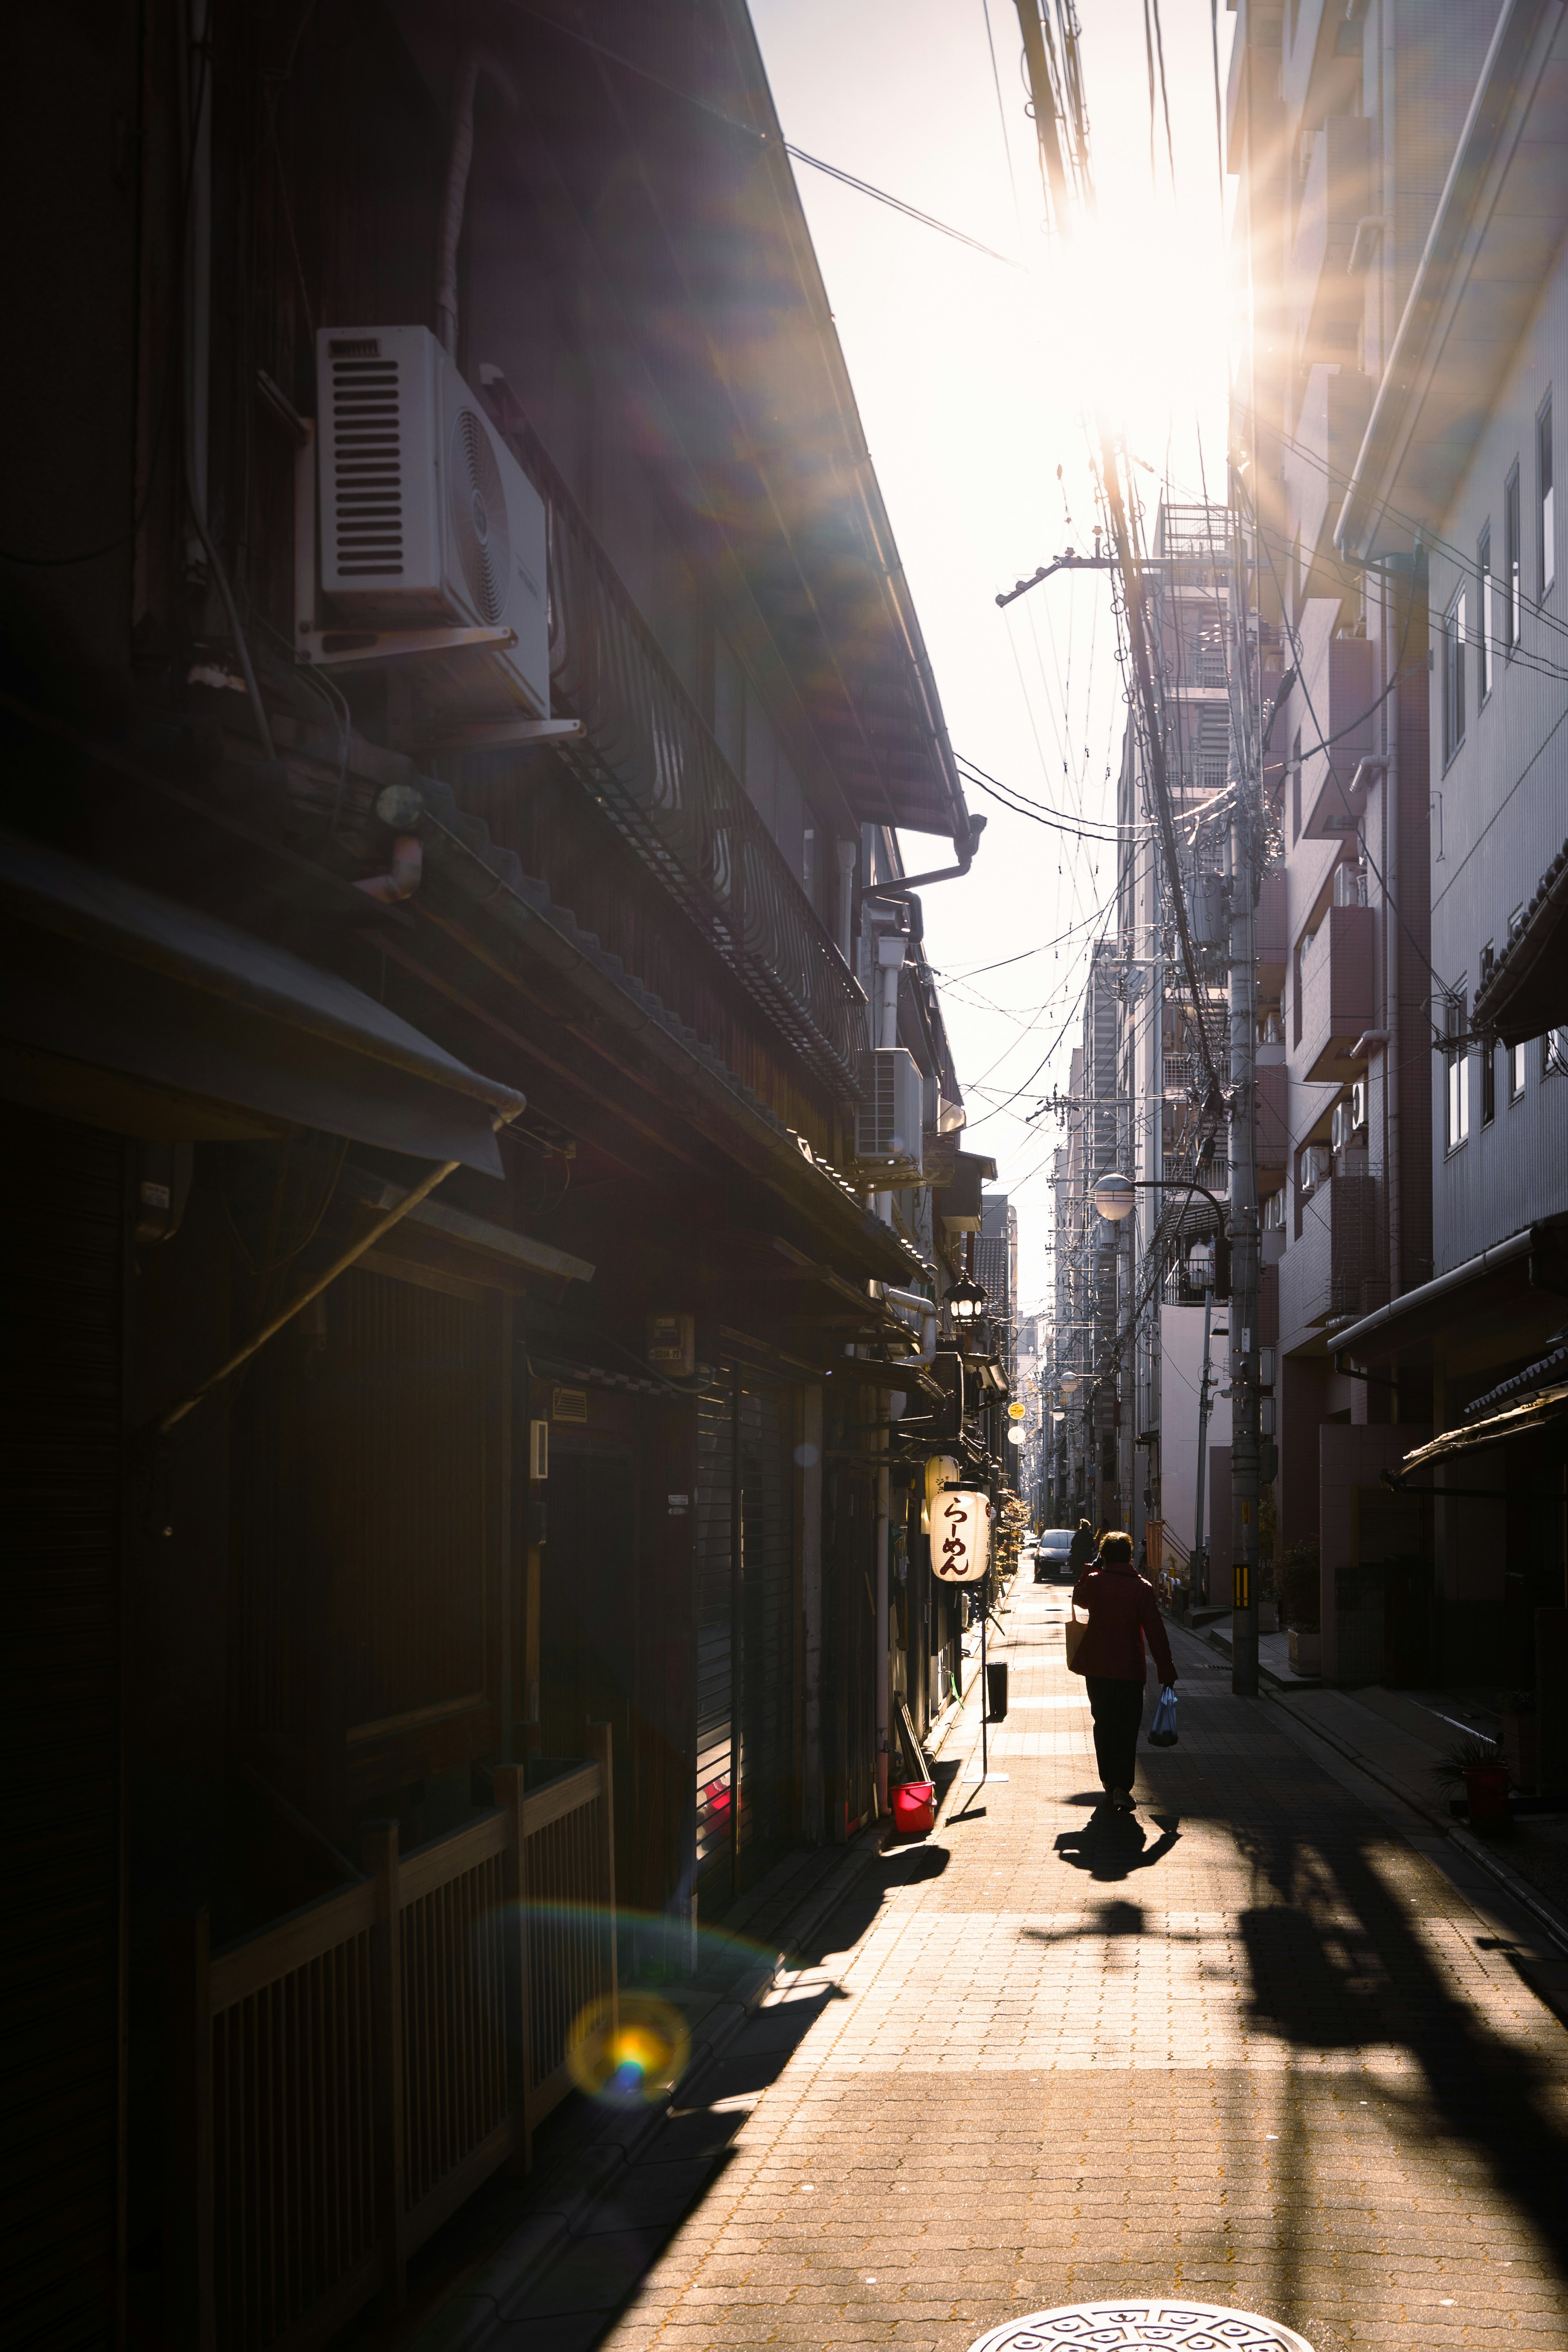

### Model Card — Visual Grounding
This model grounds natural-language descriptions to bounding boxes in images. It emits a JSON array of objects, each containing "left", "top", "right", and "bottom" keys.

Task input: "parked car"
[{"left": 1035, "top": 1529, "right": 1076, "bottom": 1583}]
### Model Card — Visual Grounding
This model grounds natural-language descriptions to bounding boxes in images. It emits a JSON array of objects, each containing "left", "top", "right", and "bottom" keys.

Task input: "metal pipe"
[
  {"left": 836, "top": 839, "right": 858, "bottom": 968},
  {"left": 436, "top": 49, "right": 518, "bottom": 358},
  {"left": 1192, "top": 1286, "right": 1215, "bottom": 1605},
  {"left": 158, "top": 1104, "right": 524, "bottom": 1430}
]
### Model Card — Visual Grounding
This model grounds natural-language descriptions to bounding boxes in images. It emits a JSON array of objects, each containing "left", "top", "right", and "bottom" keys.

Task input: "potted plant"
[
  {"left": 1433, "top": 1734, "right": 1511, "bottom": 1824},
  {"left": 1279, "top": 1537, "right": 1321, "bottom": 1674}
]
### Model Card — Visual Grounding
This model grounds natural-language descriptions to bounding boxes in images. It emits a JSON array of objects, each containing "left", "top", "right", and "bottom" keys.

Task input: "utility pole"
[
  {"left": 1227, "top": 493, "right": 1261, "bottom": 1698},
  {"left": 1009, "top": 10, "right": 1254, "bottom": 1650},
  {"left": 1192, "top": 1283, "right": 1214, "bottom": 1605}
]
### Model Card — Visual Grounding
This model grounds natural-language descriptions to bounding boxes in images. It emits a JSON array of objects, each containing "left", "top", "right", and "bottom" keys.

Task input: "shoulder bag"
[{"left": 1065, "top": 1600, "right": 1090, "bottom": 1674}]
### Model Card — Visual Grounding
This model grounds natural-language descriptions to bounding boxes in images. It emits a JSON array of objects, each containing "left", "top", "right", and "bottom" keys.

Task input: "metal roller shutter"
[
  {"left": 693, "top": 1374, "right": 795, "bottom": 1907},
  {"left": 0, "top": 1107, "right": 125, "bottom": 2346},
  {"left": 693, "top": 1388, "right": 734, "bottom": 1897},
  {"left": 736, "top": 1385, "right": 795, "bottom": 1877}
]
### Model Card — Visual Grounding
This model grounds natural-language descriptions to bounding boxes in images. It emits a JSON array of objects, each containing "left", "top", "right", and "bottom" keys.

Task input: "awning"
[
  {"left": 1334, "top": 1215, "right": 1568, "bottom": 1367},
  {"left": 1471, "top": 832, "right": 1568, "bottom": 1047},
  {"left": 1397, "top": 1381, "right": 1568, "bottom": 1477},
  {"left": 0, "top": 829, "right": 522, "bottom": 1173}
]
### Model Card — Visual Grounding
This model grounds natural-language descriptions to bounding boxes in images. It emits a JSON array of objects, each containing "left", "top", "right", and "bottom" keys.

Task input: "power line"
[
  {"left": 508, "top": 3, "right": 1026, "bottom": 268},
  {"left": 785, "top": 146, "right": 1025, "bottom": 268}
]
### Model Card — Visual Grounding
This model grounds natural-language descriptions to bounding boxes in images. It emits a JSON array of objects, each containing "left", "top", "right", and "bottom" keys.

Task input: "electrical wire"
[
  {"left": 956, "top": 754, "right": 1148, "bottom": 840},
  {"left": 509, "top": 2, "right": 1024, "bottom": 268}
]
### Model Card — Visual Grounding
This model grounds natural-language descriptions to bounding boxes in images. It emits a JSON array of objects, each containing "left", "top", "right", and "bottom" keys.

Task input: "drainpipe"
[
  {"left": 873, "top": 930, "right": 906, "bottom": 1226},
  {"left": 875, "top": 1285, "right": 938, "bottom": 1359},
  {"left": 857, "top": 814, "right": 988, "bottom": 916},
  {"left": 436, "top": 48, "right": 519, "bottom": 358},
  {"left": 836, "top": 839, "right": 858, "bottom": 969},
  {"left": 873, "top": 924, "right": 905, "bottom": 1821}
]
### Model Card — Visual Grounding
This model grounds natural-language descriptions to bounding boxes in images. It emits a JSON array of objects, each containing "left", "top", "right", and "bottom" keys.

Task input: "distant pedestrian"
[
  {"left": 1069, "top": 1529, "right": 1176, "bottom": 1810},
  {"left": 1067, "top": 1518, "right": 1095, "bottom": 1574}
]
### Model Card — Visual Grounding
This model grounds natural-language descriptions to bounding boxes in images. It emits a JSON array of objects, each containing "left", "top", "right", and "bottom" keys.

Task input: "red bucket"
[
  {"left": 1463, "top": 1761, "right": 1510, "bottom": 1824},
  {"left": 893, "top": 1781, "right": 935, "bottom": 1835}
]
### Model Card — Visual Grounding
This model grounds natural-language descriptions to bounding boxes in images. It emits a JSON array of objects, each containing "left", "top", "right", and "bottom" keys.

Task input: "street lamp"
[
  {"left": 947, "top": 1274, "right": 987, "bottom": 1327},
  {"left": 1091, "top": 1170, "right": 1230, "bottom": 1293}
]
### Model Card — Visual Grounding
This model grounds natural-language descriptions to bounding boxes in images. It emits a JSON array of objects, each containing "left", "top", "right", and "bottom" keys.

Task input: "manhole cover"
[{"left": 966, "top": 2304, "right": 1314, "bottom": 2352}]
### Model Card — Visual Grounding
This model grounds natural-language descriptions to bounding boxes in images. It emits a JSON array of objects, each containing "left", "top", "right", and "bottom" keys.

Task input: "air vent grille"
[
  {"left": 447, "top": 408, "right": 511, "bottom": 624},
  {"left": 330, "top": 354, "right": 403, "bottom": 577}
]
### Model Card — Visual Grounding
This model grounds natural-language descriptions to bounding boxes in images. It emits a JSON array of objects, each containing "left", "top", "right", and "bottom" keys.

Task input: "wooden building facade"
[{"left": 0, "top": 3, "right": 982, "bottom": 2343}]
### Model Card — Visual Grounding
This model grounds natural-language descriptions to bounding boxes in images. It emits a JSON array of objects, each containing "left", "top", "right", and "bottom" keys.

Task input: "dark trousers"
[{"left": 1086, "top": 1674, "right": 1145, "bottom": 1790}]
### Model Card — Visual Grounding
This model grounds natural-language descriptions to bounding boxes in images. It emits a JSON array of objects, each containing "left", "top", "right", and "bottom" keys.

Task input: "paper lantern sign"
[
  {"left": 932, "top": 1486, "right": 991, "bottom": 1583},
  {"left": 924, "top": 1454, "right": 961, "bottom": 1513}
]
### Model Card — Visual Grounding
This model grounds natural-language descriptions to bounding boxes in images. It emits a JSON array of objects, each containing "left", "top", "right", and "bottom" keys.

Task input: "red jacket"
[{"left": 1070, "top": 1561, "right": 1176, "bottom": 1684}]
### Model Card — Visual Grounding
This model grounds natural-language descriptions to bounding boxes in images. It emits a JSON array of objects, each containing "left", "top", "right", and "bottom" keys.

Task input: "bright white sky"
[{"left": 751, "top": 0, "right": 1236, "bottom": 1324}]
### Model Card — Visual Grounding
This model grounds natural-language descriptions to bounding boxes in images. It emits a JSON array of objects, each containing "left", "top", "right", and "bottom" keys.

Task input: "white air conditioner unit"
[
  {"left": 1330, "top": 1083, "right": 1369, "bottom": 1155},
  {"left": 855, "top": 1048, "right": 924, "bottom": 1177},
  {"left": 315, "top": 325, "right": 548, "bottom": 716},
  {"left": 1300, "top": 1143, "right": 1332, "bottom": 1195}
]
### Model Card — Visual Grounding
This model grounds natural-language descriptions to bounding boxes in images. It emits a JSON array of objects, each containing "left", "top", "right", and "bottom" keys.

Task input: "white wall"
[{"left": 1158, "top": 1301, "right": 1232, "bottom": 1560}]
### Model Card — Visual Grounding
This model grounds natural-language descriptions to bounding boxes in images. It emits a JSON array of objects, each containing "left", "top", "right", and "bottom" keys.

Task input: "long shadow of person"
[{"left": 1053, "top": 1804, "right": 1181, "bottom": 1882}]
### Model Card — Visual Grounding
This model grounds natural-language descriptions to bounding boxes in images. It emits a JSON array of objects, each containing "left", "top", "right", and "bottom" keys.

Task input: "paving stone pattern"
[{"left": 501, "top": 1584, "right": 1568, "bottom": 2352}]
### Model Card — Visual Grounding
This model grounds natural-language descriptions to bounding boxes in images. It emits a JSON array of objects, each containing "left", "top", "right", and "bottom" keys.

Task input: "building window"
[
  {"left": 1443, "top": 587, "right": 1466, "bottom": 759},
  {"left": 1481, "top": 1036, "right": 1496, "bottom": 1125},
  {"left": 1545, "top": 1027, "right": 1568, "bottom": 1079},
  {"left": 1541, "top": 397, "right": 1555, "bottom": 595},
  {"left": 1511, "top": 1038, "right": 1528, "bottom": 1099},
  {"left": 1446, "top": 994, "right": 1470, "bottom": 1151},
  {"left": 1479, "top": 528, "right": 1493, "bottom": 700},
  {"left": 1505, "top": 465, "right": 1521, "bottom": 649},
  {"left": 1290, "top": 729, "right": 1302, "bottom": 844}
]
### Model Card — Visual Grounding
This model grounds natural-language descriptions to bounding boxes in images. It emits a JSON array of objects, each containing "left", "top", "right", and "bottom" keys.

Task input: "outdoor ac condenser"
[
  {"left": 855, "top": 1047, "right": 925, "bottom": 1178},
  {"left": 316, "top": 325, "right": 549, "bottom": 714}
]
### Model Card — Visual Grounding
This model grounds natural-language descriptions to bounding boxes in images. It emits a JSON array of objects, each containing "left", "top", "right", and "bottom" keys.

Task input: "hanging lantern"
[
  {"left": 931, "top": 1486, "right": 991, "bottom": 1583},
  {"left": 947, "top": 1274, "right": 988, "bottom": 1326},
  {"left": 924, "top": 1454, "right": 961, "bottom": 1513}
]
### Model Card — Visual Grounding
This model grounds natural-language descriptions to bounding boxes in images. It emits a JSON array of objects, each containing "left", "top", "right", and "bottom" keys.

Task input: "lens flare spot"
[{"left": 567, "top": 1991, "right": 691, "bottom": 2105}]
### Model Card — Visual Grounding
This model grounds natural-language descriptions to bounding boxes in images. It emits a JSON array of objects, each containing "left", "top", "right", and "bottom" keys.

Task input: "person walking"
[
  {"left": 1069, "top": 1529, "right": 1176, "bottom": 1810},
  {"left": 1067, "top": 1518, "right": 1095, "bottom": 1575}
]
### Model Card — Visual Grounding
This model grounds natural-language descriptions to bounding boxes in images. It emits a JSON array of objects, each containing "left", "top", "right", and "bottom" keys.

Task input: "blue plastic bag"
[{"left": 1148, "top": 1684, "right": 1179, "bottom": 1747}]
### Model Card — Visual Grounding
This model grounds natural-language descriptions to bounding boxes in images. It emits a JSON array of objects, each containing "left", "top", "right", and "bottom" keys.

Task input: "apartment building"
[
  {"left": 1227, "top": 0, "right": 1488, "bottom": 1673},
  {"left": 1229, "top": 0, "right": 1568, "bottom": 1688},
  {"left": 1328, "top": 0, "right": 1568, "bottom": 1694}
]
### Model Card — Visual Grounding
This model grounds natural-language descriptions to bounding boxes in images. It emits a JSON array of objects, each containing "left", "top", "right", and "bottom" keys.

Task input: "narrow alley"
[{"left": 493, "top": 1580, "right": 1568, "bottom": 2352}]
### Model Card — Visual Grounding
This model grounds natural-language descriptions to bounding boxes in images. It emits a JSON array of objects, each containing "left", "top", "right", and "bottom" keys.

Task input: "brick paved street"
[{"left": 500, "top": 1581, "right": 1568, "bottom": 2352}]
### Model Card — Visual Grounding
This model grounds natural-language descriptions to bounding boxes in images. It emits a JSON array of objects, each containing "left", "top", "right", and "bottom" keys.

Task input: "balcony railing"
[
  {"left": 1298, "top": 902, "right": 1375, "bottom": 1082},
  {"left": 1290, "top": 116, "right": 1370, "bottom": 366},
  {"left": 1278, "top": 1171, "right": 1386, "bottom": 1340},
  {"left": 487, "top": 396, "right": 870, "bottom": 1095}
]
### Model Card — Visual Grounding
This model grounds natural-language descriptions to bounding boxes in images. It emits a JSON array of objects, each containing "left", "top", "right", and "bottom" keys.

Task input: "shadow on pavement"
[
  {"left": 1051, "top": 1806, "right": 1182, "bottom": 1880},
  {"left": 1230, "top": 1801, "right": 1568, "bottom": 2285},
  {"left": 791, "top": 1838, "right": 951, "bottom": 1967}
]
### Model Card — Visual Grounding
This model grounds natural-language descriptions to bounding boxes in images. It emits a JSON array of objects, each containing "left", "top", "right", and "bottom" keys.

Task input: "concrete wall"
[
  {"left": 1320, "top": 1422, "right": 1431, "bottom": 1683},
  {"left": 1426, "top": 239, "right": 1568, "bottom": 1269},
  {"left": 1158, "top": 1301, "right": 1232, "bottom": 1563}
]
